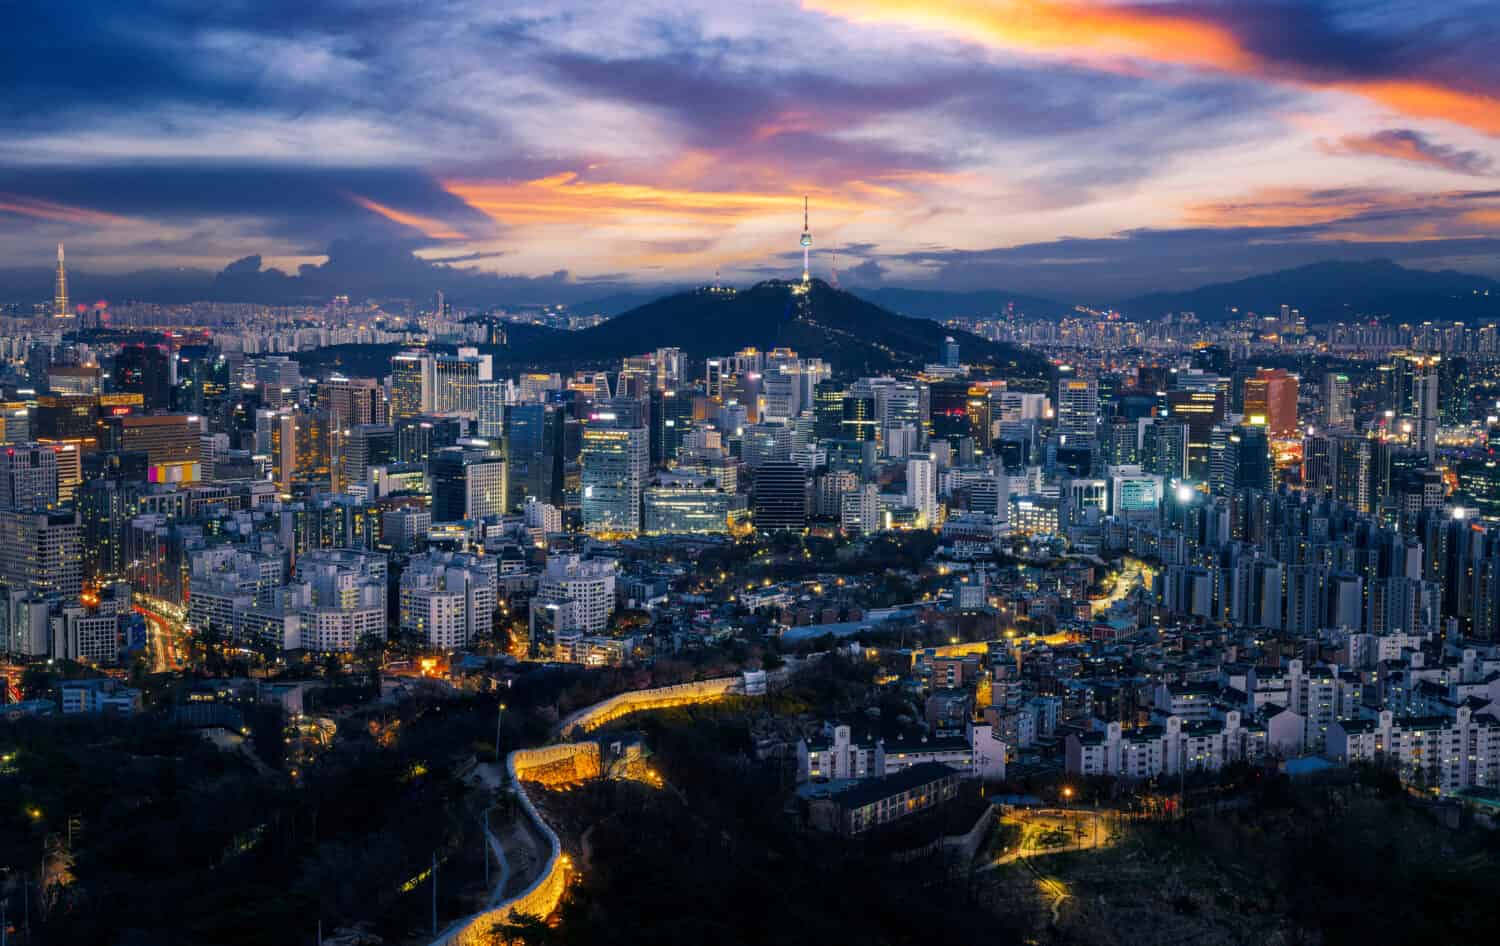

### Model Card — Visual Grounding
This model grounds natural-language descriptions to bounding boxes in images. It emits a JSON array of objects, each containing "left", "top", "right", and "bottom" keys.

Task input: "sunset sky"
[{"left": 4, "top": 0, "right": 1500, "bottom": 298}]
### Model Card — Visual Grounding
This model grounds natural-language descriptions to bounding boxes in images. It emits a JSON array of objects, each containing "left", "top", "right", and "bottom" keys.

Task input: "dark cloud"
[
  {"left": 844, "top": 258, "right": 887, "bottom": 284},
  {"left": 1321, "top": 129, "right": 1493, "bottom": 175}
]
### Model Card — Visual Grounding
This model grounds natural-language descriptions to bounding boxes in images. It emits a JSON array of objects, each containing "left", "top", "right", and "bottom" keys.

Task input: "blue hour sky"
[{"left": 3, "top": 0, "right": 1500, "bottom": 299}]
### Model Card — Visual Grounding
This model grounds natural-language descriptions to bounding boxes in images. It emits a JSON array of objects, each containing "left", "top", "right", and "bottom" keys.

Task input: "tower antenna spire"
[
  {"left": 831, "top": 244, "right": 839, "bottom": 289},
  {"left": 799, "top": 195, "right": 813, "bottom": 284}
]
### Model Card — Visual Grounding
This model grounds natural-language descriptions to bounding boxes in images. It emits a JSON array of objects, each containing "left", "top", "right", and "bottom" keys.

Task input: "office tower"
[
  {"left": 1410, "top": 356, "right": 1439, "bottom": 461},
  {"left": 1332, "top": 433, "right": 1375, "bottom": 513},
  {"left": 53, "top": 243, "right": 70, "bottom": 318},
  {"left": 942, "top": 336, "right": 961, "bottom": 368},
  {"left": 432, "top": 348, "right": 493, "bottom": 415},
  {"left": 649, "top": 388, "right": 693, "bottom": 467},
  {"left": 1303, "top": 433, "right": 1333, "bottom": 490},
  {"left": 77, "top": 478, "right": 137, "bottom": 584},
  {"left": 1322, "top": 373, "right": 1352, "bottom": 430},
  {"left": 1232, "top": 424, "right": 1272, "bottom": 492},
  {"left": 742, "top": 422, "right": 793, "bottom": 469},
  {"left": 643, "top": 475, "right": 734, "bottom": 534},
  {"left": 47, "top": 363, "right": 99, "bottom": 396},
  {"left": 505, "top": 404, "right": 564, "bottom": 509},
  {"left": 906, "top": 452, "right": 937, "bottom": 528},
  {"left": 322, "top": 376, "right": 387, "bottom": 428},
  {"left": 1101, "top": 416, "right": 1139, "bottom": 466},
  {"left": 1145, "top": 418, "right": 1189, "bottom": 481},
  {"left": 430, "top": 446, "right": 506, "bottom": 523},
  {"left": 114, "top": 344, "right": 174, "bottom": 411},
  {"left": 477, "top": 380, "right": 506, "bottom": 440},
  {"left": 753, "top": 461, "right": 808, "bottom": 532},
  {"left": 1440, "top": 357, "right": 1471, "bottom": 426},
  {"left": 813, "top": 381, "right": 846, "bottom": 440},
  {"left": 0, "top": 443, "right": 59, "bottom": 510},
  {"left": 655, "top": 347, "right": 686, "bottom": 390},
  {"left": 395, "top": 414, "right": 466, "bottom": 465},
  {"left": 580, "top": 424, "right": 649, "bottom": 536},
  {"left": 929, "top": 380, "right": 970, "bottom": 447},
  {"left": 705, "top": 358, "right": 726, "bottom": 399},
  {"left": 391, "top": 351, "right": 434, "bottom": 417},
  {"left": 965, "top": 385, "right": 992, "bottom": 452},
  {"left": 1242, "top": 368, "right": 1298, "bottom": 438},
  {"left": 1165, "top": 388, "right": 1224, "bottom": 479},
  {"left": 0, "top": 509, "right": 82, "bottom": 603},
  {"left": 343, "top": 424, "right": 395, "bottom": 487},
  {"left": 840, "top": 395, "right": 877, "bottom": 443},
  {"left": 1055, "top": 377, "right": 1099, "bottom": 440},
  {"left": 100, "top": 414, "right": 203, "bottom": 467}
]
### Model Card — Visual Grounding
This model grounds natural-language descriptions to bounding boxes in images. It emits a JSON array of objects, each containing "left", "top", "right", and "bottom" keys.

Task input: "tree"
[{"left": 490, "top": 911, "right": 553, "bottom": 945}]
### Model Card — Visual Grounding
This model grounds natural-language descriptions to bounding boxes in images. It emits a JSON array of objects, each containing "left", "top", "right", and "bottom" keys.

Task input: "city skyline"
[{"left": 2, "top": 1, "right": 1500, "bottom": 300}]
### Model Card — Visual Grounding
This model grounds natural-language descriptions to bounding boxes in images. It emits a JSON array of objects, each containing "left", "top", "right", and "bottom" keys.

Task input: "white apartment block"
[
  {"left": 1327, "top": 706, "right": 1500, "bottom": 796},
  {"left": 1066, "top": 712, "right": 1266, "bottom": 780}
]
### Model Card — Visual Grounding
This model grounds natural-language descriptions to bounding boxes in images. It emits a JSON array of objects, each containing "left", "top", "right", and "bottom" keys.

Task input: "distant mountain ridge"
[{"left": 1117, "top": 259, "right": 1500, "bottom": 323}]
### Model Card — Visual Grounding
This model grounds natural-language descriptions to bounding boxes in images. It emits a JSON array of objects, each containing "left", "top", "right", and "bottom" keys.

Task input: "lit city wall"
[
  {"left": 558, "top": 676, "right": 741, "bottom": 736},
  {"left": 431, "top": 678, "right": 742, "bottom": 946}
]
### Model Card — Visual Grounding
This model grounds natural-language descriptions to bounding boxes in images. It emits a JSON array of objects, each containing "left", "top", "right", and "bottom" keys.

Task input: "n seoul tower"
[{"left": 800, "top": 195, "right": 812, "bottom": 284}]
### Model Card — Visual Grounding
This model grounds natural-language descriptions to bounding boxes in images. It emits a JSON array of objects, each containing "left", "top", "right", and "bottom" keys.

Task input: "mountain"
[
  {"left": 496, "top": 279, "right": 1049, "bottom": 377},
  {"left": 1118, "top": 259, "right": 1500, "bottom": 323},
  {"left": 850, "top": 286, "right": 1072, "bottom": 320}
]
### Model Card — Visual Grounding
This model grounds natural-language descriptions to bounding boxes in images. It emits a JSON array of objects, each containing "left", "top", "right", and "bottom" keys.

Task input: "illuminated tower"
[
  {"left": 799, "top": 195, "right": 812, "bottom": 283},
  {"left": 53, "top": 243, "right": 70, "bottom": 319}
]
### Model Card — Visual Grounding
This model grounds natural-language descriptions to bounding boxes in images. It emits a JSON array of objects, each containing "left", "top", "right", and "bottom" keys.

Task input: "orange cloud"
[
  {"left": 348, "top": 194, "right": 467, "bottom": 239},
  {"left": 804, "top": 0, "right": 1500, "bottom": 136},
  {"left": 0, "top": 194, "right": 136, "bottom": 225},
  {"left": 1183, "top": 186, "right": 1500, "bottom": 241},
  {"left": 443, "top": 172, "right": 865, "bottom": 227}
]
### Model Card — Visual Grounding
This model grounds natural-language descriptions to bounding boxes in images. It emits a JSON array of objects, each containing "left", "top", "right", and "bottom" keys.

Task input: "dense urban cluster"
[{"left": 4, "top": 241, "right": 1500, "bottom": 945}]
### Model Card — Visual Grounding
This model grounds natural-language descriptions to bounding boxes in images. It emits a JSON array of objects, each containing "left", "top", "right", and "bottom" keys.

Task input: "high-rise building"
[
  {"left": 906, "top": 452, "right": 937, "bottom": 528},
  {"left": 399, "top": 550, "right": 498, "bottom": 650},
  {"left": 753, "top": 461, "right": 808, "bottom": 532},
  {"left": 53, "top": 243, "right": 70, "bottom": 319},
  {"left": 533, "top": 555, "right": 617, "bottom": 636},
  {"left": 396, "top": 414, "right": 466, "bottom": 466},
  {"left": 1242, "top": 368, "right": 1298, "bottom": 439},
  {"left": 477, "top": 380, "right": 506, "bottom": 440},
  {"left": 343, "top": 424, "right": 395, "bottom": 488},
  {"left": 0, "top": 509, "right": 82, "bottom": 604},
  {"left": 1410, "top": 356, "right": 1439, "bottom": 461},
  {"left": 929, "top": 380, "right": 971, "bottom": 448},
  {"left": 580, "top": 424, "right": 649, "bottom": 536},
  {"left": 1145, "top": 418, "right": 1189, "bottom": 482},
  {"left": 813, "top": 381, "right": 847, "bottom": 441},
  {"left": 114, "top": 345, "right": 174, "bottom": 411},
  {"left": 942, "top": 336, "right": 961, "bottom": 369},
  {"left": 1322, "top": 373, "right": 1352, "bottom": 430},
  {"left": 1165, "top": 389, "right": 1224, "bottom": 479},
  {"left": 100, "top": 414, "right": 203, "bottom": 468},
  {"left": 505, "top": 403, "right": 565, "bottom": 510},
  {"left": 1055, "top": 377, "right": 1099, "bottom": 441},
  {"left": 1332, "top": 433, "right": 1375, "bottom": 513},
  {"left": 390, "top": 351, "right": 434, "bottom": 418},
  {"left": 649, "top": 388, "right": 693, "bottom": 467},
  {"left": 0, "top": 443, "right": 59, "bottom": 511},
  {"left": 432, "top": 348, "right": 493, "bottom": 415},
  {"left": 430, "top": 446, "right": 507, "bottom": 523},
  {"left": 644, "top": 475, "right": 734, "bottom": 534}
]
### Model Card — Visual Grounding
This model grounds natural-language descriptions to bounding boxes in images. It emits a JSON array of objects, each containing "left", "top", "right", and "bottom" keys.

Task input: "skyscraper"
[
  {"left": 906, "top": 452, "right": 937, "bottom": 528},
  {"left": 1410, "top": 356, "right": 1439, "bottom": 461},
  {"left": 114, "top": 345, "right": 174, "bottom": 411},
  {"left": 430, "top": 446, "right": 506, "bottom": 523},
  {"left": 1322, "top": 373, "right": 1352, "bottom": 430},
  {"left": 580, "top": 423, "right": 648, "bottom": 536},
  {"left": 0, "top": 444, "right": 59, "bottom": 511},
  {"left": 1056, "top": 377, "right": 1099, "bottom": 440},
  {"left": 753, "top": 461, "right": 808, "bottom": 532},
  {"left": 390, "top": 351, "right": 434, "bottom": 418},
  {"left": 53, "top": 243, "right": 70, "bottom": 319},
  {"left": 505, "top": 403, "right": 565, "bottom": 510},
  {"left": 1242, "top": 368, "right": 1298, "bottom": 439}
]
